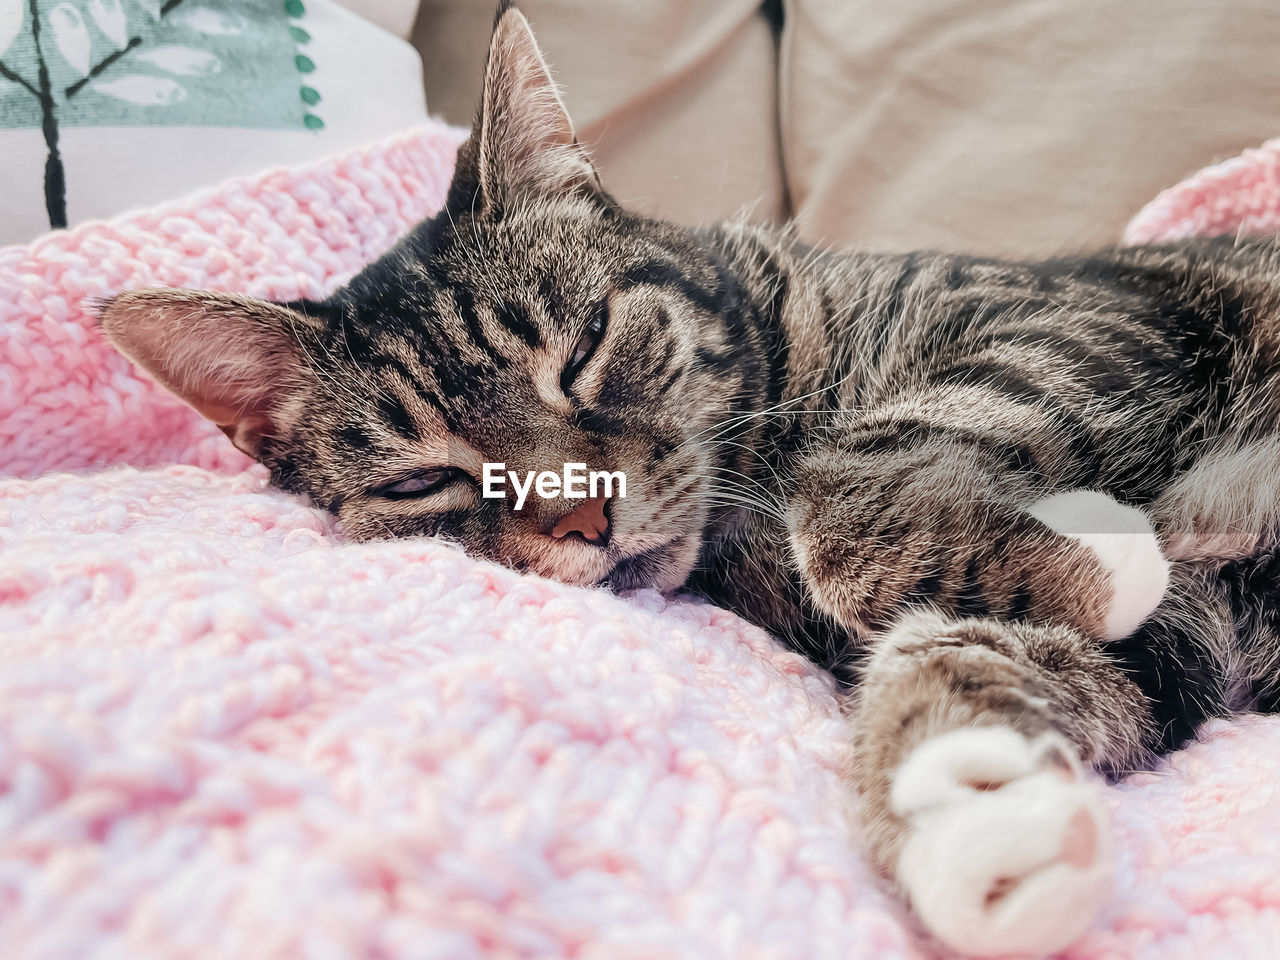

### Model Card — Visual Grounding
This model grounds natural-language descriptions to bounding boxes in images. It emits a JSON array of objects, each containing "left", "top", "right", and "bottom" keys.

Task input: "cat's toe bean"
[
  {"left": 891, "top": 726, "right": 1111, "bottom": 958},
  {"left": 1028, "top": 489, "right": 1170, "bottom": 639}
]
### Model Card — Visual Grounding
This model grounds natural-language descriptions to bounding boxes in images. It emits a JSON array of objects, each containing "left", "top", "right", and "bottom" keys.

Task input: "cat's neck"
[
  {"left": 695, "top": 219, "right": 868, "bottom": 423},
  {"left": 670, "top": 220, "right": 868, "bottom": 552}
]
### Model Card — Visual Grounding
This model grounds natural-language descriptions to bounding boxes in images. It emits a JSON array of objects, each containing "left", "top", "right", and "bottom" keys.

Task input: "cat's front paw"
[
  {"left": 1028, "top": 490, "right": 1170, "bottom": 639},
  {"left": 891, "top": 726, "right": 1111, "bottom": 958}
]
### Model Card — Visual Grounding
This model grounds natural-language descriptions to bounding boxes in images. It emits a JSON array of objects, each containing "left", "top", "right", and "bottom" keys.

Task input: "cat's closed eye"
[
  {"left": 373, "top": 467, "right": 461, "bottom": 500},
  {"left": 561, "top": 298, "right": 609, "bottom": 391}
]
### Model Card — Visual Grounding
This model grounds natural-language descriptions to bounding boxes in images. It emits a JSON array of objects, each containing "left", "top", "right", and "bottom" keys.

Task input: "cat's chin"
[{"left": 600, "top": 540, "right": 696, "bottom": 594}]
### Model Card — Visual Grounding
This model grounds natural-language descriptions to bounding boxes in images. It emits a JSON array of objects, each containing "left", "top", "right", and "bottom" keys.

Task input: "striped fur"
[{"left": 99, "top": 5, "right": 1280, "bottom": 955}]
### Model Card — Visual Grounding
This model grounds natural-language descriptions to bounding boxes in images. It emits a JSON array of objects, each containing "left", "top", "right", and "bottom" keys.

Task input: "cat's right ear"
[
  {"left": 98, "top": 289, "right": 315, "bottom": 459},
  {"left": 450, "top": 1, "right": 600, "bottom": 213}
]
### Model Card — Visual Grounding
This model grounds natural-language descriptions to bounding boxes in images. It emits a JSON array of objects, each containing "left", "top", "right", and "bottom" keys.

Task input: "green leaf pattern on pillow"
[{"left": 0, "top": 0, "right": 323, "bottom": 228}]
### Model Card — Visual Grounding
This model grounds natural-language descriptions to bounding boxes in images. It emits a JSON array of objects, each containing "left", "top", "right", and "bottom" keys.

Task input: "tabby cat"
[{"left": 100, "top": 4, "right": 1280, "bottom": 955}]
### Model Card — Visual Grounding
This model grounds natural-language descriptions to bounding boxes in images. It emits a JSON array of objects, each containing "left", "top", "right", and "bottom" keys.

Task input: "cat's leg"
[
  {"left": 787, "top": 436, "right": 1171, "bottom": 641},
  {"left": 786, "top": 422, "right": 1178, "bottom": 953},
  {"left": 851, "top": 610, "right": 1152, "bottom": 957}
]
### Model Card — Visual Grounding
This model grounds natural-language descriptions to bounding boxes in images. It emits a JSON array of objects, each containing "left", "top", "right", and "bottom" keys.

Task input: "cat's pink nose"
[{"left": 549, "top": 495, "right": 611, "bottom": 547}]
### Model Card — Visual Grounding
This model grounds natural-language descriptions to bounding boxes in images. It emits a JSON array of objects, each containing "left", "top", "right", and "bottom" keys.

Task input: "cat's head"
[{"left": 100, "top": 2, "right": 756, "bottom": 591}]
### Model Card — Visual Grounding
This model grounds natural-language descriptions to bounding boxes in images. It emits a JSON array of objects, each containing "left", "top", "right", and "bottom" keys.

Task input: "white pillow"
[
  {"left": 0, "top": 0, "right": 427, "bottom": 246},
  {"left": 333, "top": 0, "right": 421, "bottom": 38}
]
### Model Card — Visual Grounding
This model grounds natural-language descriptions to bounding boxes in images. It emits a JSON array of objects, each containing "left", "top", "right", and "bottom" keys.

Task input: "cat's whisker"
[
  {"left": 687, "top": 455, "right": 780, "bottom": 499},
  {"left": 689, "top": 488, "right": 783, "bottom": 519},
  {"left": 683, "top": 475, "right": 783, "bottom": 509},
  {"left": 683, "top": 464, "right": 779, "bottom": 495},
  {"left": 688, "top": 370, "right": 868, "bottom": 446},
  {"left": 683, "top": 480, "right": 788, "bottom": 524},
  {"left": 684, "top": 478, "right": 781, "bottom": 507},
  {"left": 693, "top": 498, "right": 786, "bottom": 524},
  {"left": 697, "top": 436, "right": 790, "bottom": 491}
]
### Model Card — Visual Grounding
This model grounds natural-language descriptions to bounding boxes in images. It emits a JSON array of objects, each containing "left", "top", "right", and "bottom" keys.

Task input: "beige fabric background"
[
  {"left": 781, "top": 0, "right": 1280, "bottom": 256},
  {"left": 413, "top": 0, "right": 1280, "bottom": 257},
  {"left": 414, "top": 0, "right": 786, "bottom": 225}
]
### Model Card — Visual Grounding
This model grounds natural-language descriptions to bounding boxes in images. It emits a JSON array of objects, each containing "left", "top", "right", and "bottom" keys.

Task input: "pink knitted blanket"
[{"left": 4, "top": 124, "right": 1280, "bottom": 959}]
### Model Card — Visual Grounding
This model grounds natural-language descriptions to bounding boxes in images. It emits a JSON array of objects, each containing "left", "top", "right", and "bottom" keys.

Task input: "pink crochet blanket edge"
[
  {"left": 2, "top": 125, "right": 1280, "bottom": 960},
  {"left": 1125, "top": 137, "right": 1280, "bottom": 243}
]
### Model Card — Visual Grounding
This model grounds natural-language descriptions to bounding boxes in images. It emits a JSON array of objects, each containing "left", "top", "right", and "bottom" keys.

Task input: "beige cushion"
[
  {"left": 413, "top": 1, "right": 1279, "bottom": 258},
  {"left": 413, "top": 0, "right": 786, "bottom": 226},
  {"left": 780, "top": 0, "right": 1280, "bottom": 256}
]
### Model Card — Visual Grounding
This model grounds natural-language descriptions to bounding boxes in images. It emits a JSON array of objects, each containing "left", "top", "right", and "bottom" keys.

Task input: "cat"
[{"left": 99, "top": 2, "right": 1280, "bottom": 955}]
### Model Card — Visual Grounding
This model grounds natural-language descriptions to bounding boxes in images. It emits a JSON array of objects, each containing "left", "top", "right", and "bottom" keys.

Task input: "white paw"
[
  {"left": 891, "top": 727, "right": 1111, "bottom": 958},
  {"left": 1028, "top": 490, "right": 1169, "bottom": 639}
]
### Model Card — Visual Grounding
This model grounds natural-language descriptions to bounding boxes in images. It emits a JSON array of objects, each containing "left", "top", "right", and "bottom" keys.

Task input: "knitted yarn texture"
[{"left": 3, "top": 123, "right": 1280, "bottom": 958}]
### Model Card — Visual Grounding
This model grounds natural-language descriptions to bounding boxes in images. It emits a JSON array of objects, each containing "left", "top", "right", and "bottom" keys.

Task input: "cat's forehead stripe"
[
  {"left": 450, "top": 285, "right": 513, "bottom": 371},
  {"left": 618, "top": 259, "right": 721, "bottom": 313},
  {"left": 373, "top": 391, "right": 421, "bottom": 442},
  {"left": 495, "top": 301, "right": 541, "bottom": 348}
]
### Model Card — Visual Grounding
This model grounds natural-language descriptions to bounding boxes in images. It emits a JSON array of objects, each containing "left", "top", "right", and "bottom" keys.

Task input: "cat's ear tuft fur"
[
  {"left": 460, "top": 2, "right": 599, "bottom": 210},
  {"left": 98, "top": 289, "right": 314, "bottom": 459}
]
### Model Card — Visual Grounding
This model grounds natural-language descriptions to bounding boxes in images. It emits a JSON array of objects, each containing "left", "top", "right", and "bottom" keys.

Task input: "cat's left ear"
[
  {"left": 99, "top": 289, "right": 318, "bottom": 459},
  {"left": 459, "top": 2, "right": 600, "bottom": 210}
]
